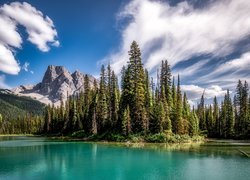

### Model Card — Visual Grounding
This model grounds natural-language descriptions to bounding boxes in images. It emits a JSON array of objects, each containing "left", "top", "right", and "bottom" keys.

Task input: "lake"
[{"left": 0, "top": 136, "right": 249, "bottom": 180}]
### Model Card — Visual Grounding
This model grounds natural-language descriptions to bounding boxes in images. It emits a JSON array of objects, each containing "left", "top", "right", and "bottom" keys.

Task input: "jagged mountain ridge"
[{"left": 12, "top": 65, "right": 96, "bottom": 105}]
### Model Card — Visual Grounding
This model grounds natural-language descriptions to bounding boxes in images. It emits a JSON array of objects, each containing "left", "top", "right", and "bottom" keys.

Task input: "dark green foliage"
[
  {"left": 4, "top": 41, "right": 249, "bottom": 140},
  {"left": 197, "top": 81, "right": 250, "bottom": 139},
  {"left": 150, "top": 101, "right": 165, "bottom": 133},
  {"left": 0, "top": 91, "right": 45, "bottom": 119},
  {"left": 197, "top": 91, "right": 206, "bottom": 131},
  {"left": 127, "top": 41, "right": 147, "bottom": 133},
  {"left": 96, "top": 65, "right": 108, "bottom": 133},
  {"left": 0, "top": 91, "right": 44, "bottom": 134}
]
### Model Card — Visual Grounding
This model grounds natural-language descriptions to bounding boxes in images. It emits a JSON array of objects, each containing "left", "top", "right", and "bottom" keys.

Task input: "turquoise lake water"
[{"left": 0, "top": 136, "right": 250, "bottom": 180}]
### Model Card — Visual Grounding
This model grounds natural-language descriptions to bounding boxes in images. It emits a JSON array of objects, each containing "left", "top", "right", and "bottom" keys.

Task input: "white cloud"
[
  {"left": 0, "top": 44, "right": 20, "bottom": 75},
  {"left": 0, "top": 15, "right": 22, "bottom": 48},
  {"left": 0, "top": 75, "right": 10, "bottom": 89},
  {"left": 210, "top": 52, "right": 250, "bottom": 77},
  {"left": 193, "top": 51, "right": 250, "bottom": 89},
  {"left": 22, "top": 62, "right": 29, "bottom": 72},
  {"left": 173, "top": 59, "right": 209, "bottom": 77},
  {"left": 1, "top": 2, "right": 58, "bottom": 52},
  {"left": 0, "top": 2, "right": 59, "bottom": 75},
  {"left": 181, "top": 84, "right": 227, "bottom": 100},
  {"left": 104, "top": 0, "right": 250, "bottom": 75}
]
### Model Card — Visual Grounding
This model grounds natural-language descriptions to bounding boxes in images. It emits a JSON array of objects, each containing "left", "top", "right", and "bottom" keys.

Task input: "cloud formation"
[
  {"left": 0, "top": 2, "right": 59, "bottom": 75},
  {"left": 102, "top": 0, "right": 250, "bottom": 101},
  {"left": 181, "top": 84, "right": 227, "bottom": 101},
  {"left": 107, "top": 0, "right": 250, "bottom": 73},
  {"left": 195, "top": 51, "right": 250, "bottom": 88},
  {"left": 22, "top": 62, "right": 29, "bottom": 72}
]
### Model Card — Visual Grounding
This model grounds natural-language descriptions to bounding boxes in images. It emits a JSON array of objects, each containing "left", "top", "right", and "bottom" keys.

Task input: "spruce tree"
[
  {"left": 182, "top": 92, "right": 190, "bottom": 134},
  {"left": 224, "top": 90, "right": 234, "bottom": 138},
  {"left": 206, "top": 105, "right": 214, "bottom": 137},
  {"left": 198, "top": 91, "right": 206, "bottom": 131},
  {"left": 150, "top": 101, "right": 165, "bottom": 133},
  {"left": 119, "top": 66, "right": 133, "bottom": 133},
  {"left": 96, "top": 65, "right": 108, "bottom": 133},
  {"left": 110, "top": 70, "right": 119, "bottom": 129},
  {"left": 170, "top": 77, "right": 177, "bottom": 133},
  {"left": 122, "top": 105, "right": 131, "bottom": 136},
  {"left": 213, "top": 96, "right": 219, "bottom": 137},
  {"left": 128, "top": 41, "right": 147, "bottom": 133},
  {"left": 235, "top": 80, "right": 243, "bottom": 134},
  {"left": 176, "top": 75, "right": 184, "bottom": 134},
  {"left": 164, "top": 60, "right": 172, "bottom": 107}
]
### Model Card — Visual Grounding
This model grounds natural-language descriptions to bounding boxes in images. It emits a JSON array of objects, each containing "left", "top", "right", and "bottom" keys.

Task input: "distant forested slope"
[{"left": 0, "top": 90, "right": 45, "bottom": 121}]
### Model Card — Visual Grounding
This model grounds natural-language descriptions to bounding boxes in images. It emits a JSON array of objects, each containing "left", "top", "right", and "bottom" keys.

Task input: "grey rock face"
[{"left": 12, "top": 65, "right": 96, "bottom": 105}]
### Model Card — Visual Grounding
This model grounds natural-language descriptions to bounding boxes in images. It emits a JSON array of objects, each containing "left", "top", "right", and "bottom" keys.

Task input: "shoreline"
[{"left": 2, "top": 134, "right": 250, "bottom": 145}]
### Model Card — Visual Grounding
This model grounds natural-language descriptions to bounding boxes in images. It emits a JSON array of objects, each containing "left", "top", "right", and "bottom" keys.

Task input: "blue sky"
[{"left": 0, "top": 0, "right": 250, "bottom": 103}]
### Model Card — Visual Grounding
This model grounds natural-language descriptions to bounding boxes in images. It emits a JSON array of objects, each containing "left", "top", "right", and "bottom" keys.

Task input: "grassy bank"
[
  {"left": 0, "top": 132, "right": 204, "bottom": 144},
  {"left": 46, "top": 131, "right": 204, "bottom": 144}
]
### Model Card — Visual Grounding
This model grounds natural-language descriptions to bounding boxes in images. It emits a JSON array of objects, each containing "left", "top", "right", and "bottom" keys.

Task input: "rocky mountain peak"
[
  {"left": 42, "top": 65, "right": 69, "bottom": 84},
  {"left": 12, "top": 65, "right": 96, "bottom": 106}
]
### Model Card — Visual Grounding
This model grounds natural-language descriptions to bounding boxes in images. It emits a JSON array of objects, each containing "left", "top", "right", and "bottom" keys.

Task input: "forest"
[{"left": 0, "top": 41, "right": 250, "bottom": 141}]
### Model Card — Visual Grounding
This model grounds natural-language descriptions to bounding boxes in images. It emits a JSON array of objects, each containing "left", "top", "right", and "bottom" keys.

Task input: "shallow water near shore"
[{"left": 0, "top": 136, "right": 249, "bottom": 180}]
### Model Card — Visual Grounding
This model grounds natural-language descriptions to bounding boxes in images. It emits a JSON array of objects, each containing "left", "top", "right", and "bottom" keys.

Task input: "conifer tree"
[
  {"left": 89, "top": 79, "right": 98, "bottom": 134},
  {"left": 44, "top": 105, "right": 51, "bottom": 133},
  {"left": 164, "top": 60, "right": 172, "bottom": 107},
  {"left": 206, "top": 105, "right": 214, "bottom": 137},
  {"left": 189, "top": 107, "right": 199, "bottom": 135},
  {"left": 96, "top": 65, "right": 108, "bottom": 133},
  {"left": 170, "top": 77, "right": 177, "bottom": 133},
  {"left": 119, "top": 66, "right": 133, "bottom": 133},
  {"left": 82, "top": 75, "right": 91, "bottom": 132},
  {"left": 122, "top": 105, "right": 131, "bottom": 136},
  {"left": 110, "top": 70, "right": 119, "bottom": 129},
  {"left": 198, "top": 91, "right": 206, "bottom": 131},
  {"left": 235, "top": 80, "right": 243, "bottom": 134},
  {"left": 176, "top": 75, "right": 184, "bottom": 134},
  {"left": 150, "top": 101, "right": 165, "bottom": 133},
  {"left": 213, "top": 96, "right": 219, "bottom": 137},
  {"left": 128, "top": 41, "right": 147, "bottom": 133},
  {"left": 182, "top": 92, "right": 190, "bottom": 134},
  {"left": 242, "top": 81, "right": 249, "bottom": 135},
  {"left": 224, "top": 90, "right": 234, "bottom": 138}
]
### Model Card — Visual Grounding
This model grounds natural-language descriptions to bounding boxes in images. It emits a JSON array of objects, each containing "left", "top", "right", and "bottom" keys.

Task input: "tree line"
[
  {"left": 0, "top": 92, "right": 45, "bottom": 134},
  {"left": 198, "top": 80, "right": 250, "bottom": 138},
  {"left": 1, "top": 41, "right": 249, "bottom": 139},
  {"left": 43, "top": 41, "right": 200, "bottom": 138}
]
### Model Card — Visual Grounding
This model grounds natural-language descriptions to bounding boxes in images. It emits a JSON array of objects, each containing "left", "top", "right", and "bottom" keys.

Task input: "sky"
[{"left": 0, "top": 0, "right": 250, "bottom": 104}]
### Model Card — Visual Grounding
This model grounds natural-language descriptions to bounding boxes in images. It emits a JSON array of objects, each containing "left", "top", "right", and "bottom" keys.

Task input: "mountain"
[
  {"left": 12, "top": 65, "right": 96, "bottom": 105},
  {"left": 0, "top": 89, "right": 45, "bottom": 120}
]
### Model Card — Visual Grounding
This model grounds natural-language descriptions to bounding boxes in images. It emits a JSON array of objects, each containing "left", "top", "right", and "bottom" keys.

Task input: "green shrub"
[
  {"left": 146, "top": 133, "right": 167, "bottom": 143},
  {"left": 71, "top": 130, "right": 86, "bottom": 138},
  {"left": 128, "top": 134, "right": 145, "bottom": 143}
]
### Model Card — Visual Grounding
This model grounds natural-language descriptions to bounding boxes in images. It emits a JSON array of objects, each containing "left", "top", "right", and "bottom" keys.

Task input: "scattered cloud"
[
  {"left": 193, "top": 51, "right": 250, "bottom": 89},
  {"left": 173, "top": 59, "right": 210, "bottom": 77},
  {"left": 181, "top": 84, "right": 227, "bottom": 101},
  {"left": 22, "top": 62, "right": 30, "bottom": 72},
  {"left": 0, "top": 44, "right": 20, "bottom": 75},
  {"left": 0, "top": 1, "right": 59, "bottom": 75},
  {"left": 0, "top": 75, "right": 10, "bottom": 89}
]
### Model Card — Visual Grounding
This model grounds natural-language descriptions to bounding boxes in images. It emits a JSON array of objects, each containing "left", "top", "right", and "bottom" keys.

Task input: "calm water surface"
[{"left": 0, "top": 136, "right": 249, "bottom": 180}]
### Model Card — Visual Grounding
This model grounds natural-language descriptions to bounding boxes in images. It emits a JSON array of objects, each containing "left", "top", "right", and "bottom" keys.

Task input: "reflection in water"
[{"left": 0, "top": 137, "right": 250, "bottom": 180}]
